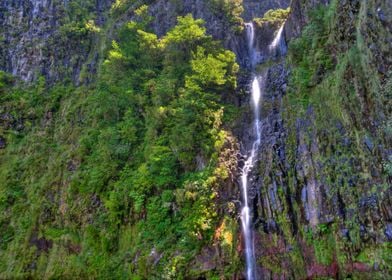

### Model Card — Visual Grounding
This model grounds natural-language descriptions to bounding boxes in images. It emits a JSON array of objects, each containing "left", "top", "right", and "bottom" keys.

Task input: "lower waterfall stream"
[{"left": 240, "top": 75, "right": 262, "bottom": 280}]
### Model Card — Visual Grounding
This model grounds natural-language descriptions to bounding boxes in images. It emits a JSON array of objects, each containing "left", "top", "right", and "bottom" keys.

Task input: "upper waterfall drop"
[
  {"left": 245, "top": 22, "right": 255, "bottom": 51},
  {"left": 269, "top": 24, "right": 284, "bottom": 49},
  {"left": 245, "top": 22, "right": 255, "bottom": 65},
  {"left": 269, "top": 23, "right": 287, "bottom": 55}
]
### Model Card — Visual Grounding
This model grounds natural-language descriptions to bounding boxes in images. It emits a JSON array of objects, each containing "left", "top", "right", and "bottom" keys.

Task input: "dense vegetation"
[
  {"left": 0, "top": 9, "right": 240, "bottom": 278},
  {"left": 1, "top": 0, "right": 391, "bottom": 279}
]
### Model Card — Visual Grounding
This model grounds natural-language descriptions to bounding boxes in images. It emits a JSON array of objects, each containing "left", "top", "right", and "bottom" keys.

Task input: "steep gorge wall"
[{"left": 247, "top": 0, "right": 392, "bottom": 278}]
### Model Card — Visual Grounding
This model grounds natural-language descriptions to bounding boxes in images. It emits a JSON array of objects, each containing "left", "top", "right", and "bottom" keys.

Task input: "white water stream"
[
  {"left": 240, "top": 75, "right": 261, "bottom": 280},
  {"left": 245, "top": 22, "right": 255, "bottom": 65},
  {"left": 269, "top": 24, "right": 284, "bottom": 51},
  {"left": 240, "top": 21, "right": 285, "bottom": 280}
]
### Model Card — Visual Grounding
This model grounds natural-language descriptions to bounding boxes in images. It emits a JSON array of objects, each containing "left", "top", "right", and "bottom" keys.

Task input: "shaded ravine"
[{"left": 240, "top": 21, "right": 286, "bottom": 280}]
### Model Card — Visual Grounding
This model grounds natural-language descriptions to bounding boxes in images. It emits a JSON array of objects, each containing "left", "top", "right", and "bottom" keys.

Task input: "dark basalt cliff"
[
  {"left": 248, "top": 0, "right": 392, "bottom": 278},
  {"left": 0, "top": 0, "right": 391, "bottom": 279},
  {"left": 0, "top": 0, "right": 113, "bottom": 83}
]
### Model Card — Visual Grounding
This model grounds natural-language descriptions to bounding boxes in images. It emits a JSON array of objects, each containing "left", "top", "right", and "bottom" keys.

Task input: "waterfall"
[
  {"left": 240, "top": 76, "right": 262, "bottom": 280},
  {"left": 245, "top": 22, "right": 255, "bottom": 65},
  {"left": 240, "top": 20, "right": 285, "bottom": 280},
  {"left": 245, "top": 22, "right": 255, "bottom": 51},
  {"left": 269, "top": 23, "right": 287, "bottom": 55},
  {"left": 240, "top": 22, "right": 262, "bottom": 280}
]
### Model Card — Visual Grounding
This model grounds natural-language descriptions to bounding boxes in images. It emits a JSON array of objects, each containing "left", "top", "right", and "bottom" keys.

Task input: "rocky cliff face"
[
  {"left": 284, "top": 0, "right": 330, "bottom": 39},
  {"left": 245, "top": 0, "right": 392, "bottom": 278},
  {"left": 0, "top": 0, "right": 113, "bottom": 83}
]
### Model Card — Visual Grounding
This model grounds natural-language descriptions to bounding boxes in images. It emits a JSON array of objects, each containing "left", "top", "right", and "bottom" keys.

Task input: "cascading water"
[
  {"left": 245, "top": 22, "right": 255, "bottom": 65},
  {"left": 240, "top": 21, "right": 285, "bottom": 280},
  {"left": 240, "top": 76, "right": 261, "bottom": 280},
  {"left": 269, "top": 23, "right": 287, "bottom": 55},
  {"left": 240, "top": 22, "right": 262, "bottom": 280},
  {"left": 245, "top": 23, "right": 255, "bottom": 48},
  {"left": 269, "top": 25, "right": 283, "bottom": 50}
]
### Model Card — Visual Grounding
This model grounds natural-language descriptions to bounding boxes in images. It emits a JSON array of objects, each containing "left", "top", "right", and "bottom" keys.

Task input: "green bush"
[{"left": 254, "top": 8, "right": 290, "bottom": 27}]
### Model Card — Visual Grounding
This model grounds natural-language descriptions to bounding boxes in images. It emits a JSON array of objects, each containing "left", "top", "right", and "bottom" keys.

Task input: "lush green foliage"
[
  {"left": 0, "top": 13, "right": 239, "bottom": 279},
  {"left": 287, "top": 5, "right": 334, "bottom": 108},
  {"left": 59, "top": 0, "right": 98, "bottom": 37},
  {"left": 254, "top": 8, "right": 290, "bottom": 27}
]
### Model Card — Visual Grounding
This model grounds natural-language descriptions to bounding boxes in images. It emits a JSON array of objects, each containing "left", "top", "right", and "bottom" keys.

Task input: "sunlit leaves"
[
  {"left": 0, "top": 11, "right": 239, "bottom": 277},
  {"left": 186, "top": 46, "right": 238, "bottom": 91},
  {"left": 162, "top": 15, "right": 207, "bottom": 47}
]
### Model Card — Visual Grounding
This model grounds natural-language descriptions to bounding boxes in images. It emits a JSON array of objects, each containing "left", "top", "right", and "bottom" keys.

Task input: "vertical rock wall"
[
  {"left": 0, "top": 0, "right": 113, "bottom": 83},
  {"left": 246, "top": 0, "right": 392, "bottom": 278}
]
